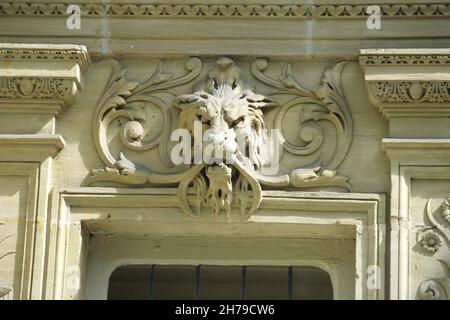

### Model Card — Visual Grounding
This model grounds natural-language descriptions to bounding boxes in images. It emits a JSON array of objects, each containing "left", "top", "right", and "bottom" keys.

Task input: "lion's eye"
[{"left": 231, "top": 116, "right": 245, "bottom": 127}]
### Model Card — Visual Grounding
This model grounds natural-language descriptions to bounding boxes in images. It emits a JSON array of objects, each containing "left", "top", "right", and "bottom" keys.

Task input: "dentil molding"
[{"left": 0, "top": 43, "right": 90, "bottom": 115}]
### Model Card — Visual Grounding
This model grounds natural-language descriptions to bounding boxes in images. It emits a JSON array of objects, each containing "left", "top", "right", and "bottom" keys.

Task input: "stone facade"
[{"left": 0, "top": 0, "right": 449, "bottom": 300}]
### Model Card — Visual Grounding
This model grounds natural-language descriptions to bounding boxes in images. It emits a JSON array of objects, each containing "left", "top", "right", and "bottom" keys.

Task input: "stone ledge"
[
  {"left": 382, "top": 138, "right": 450, "bottom": 163},
  {"left": 0, "top": 134, "right": 66, "bottom": 161},
  {"left": 383, "top": 138, "right": 450, "bottom": 149}
]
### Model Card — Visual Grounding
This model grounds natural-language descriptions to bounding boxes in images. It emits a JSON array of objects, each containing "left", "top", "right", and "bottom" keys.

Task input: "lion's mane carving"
[{"left": 174, "top": 58, "right": 273, "bottom": 168}]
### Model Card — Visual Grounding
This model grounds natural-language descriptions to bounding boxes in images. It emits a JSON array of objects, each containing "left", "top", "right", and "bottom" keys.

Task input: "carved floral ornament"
[
  {"left": 367, "top": 82, "right": 450, "bottom": 106},
  {"left": 416, "top": 198, "right": 450, "bottom": 300},
  {"left": 0, "top": 78, "right": 78, "bottom": 104},
  {"left": 89, "top": 57, "right": 353, "bottom": 218}
]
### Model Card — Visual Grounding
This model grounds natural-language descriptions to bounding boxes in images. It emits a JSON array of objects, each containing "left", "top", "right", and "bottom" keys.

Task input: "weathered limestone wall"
[{"left": 0, "top": 0, "right": 449, "bottom": 300}]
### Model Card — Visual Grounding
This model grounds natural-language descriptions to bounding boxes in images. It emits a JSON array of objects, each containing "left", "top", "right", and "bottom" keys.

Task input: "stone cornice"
[
  {"left": 0, "top": 2, "right": 448, "bottom": 19},
  {"left": 360, "top": 49, "right": 450, "bottom": 119},
  {"left": 0, "top": 43, "right": 90, "bottom": 73},
  {"left": 0, "top": 44, "right": 90, "bottom": 115}
]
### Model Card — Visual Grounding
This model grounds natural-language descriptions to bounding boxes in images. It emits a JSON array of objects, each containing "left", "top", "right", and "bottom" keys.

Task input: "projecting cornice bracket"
[
  {"left": 360, "top": 49, "right": 450, "bottom": 138},
  {"left": 360, "top": 49, "right": 450, "bottom": 119},
  {"left": 0, "top": 43, "right": 90, "bottom": 116}
]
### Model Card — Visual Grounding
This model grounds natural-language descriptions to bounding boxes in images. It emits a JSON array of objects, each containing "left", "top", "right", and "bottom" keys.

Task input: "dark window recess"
[{"left": 108, "top": 265, "right": 333, "bottom": 300}]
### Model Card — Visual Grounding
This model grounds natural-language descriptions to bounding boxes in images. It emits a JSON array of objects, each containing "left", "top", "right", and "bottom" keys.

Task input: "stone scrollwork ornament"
[
  {"left": 417, "top": 258, "right": 450, "bottom": 300},
  {"left": 91, "top": 57, "right": 203, "bottom": 173},
  {"left": 417, "top": 199, "right": 450, "bottom": 255},
  {"left": 418, "top": 279, "right": 448, "bottom": 300},
  {"left": 416, "top": 198, "right": 450, "bottom": 300},
  {"left": 89, "top": 57, "right": 353, "bottom": 218},
  {"left": 250, "top": 58, "right": 353, "bottom": 184}
]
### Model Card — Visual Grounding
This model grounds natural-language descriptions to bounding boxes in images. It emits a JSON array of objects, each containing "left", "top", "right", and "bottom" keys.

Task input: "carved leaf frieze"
[
  {"left": 0, "top": 78, "right": 77, "bottom": 104},
  {"left": 1, "top": 3, "right": 449, "bottom": 19},
  {"left": 251, "top": 59, "right": 353, "bottom": 181},
  {"left": 92, "top": 58, "right": 202, "bottom": 171},
  {"left": 89, "top": 57, "right": 353, "bottom": 218},
  {"left": 369, "top": 81, "right": 450, "bottom": 104}
]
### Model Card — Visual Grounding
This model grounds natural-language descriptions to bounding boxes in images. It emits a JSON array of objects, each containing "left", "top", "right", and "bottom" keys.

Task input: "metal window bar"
[
  {"left": 241, "top": 266, "right": 247, "bottom": 300},
  {"left": 148, "top": 264, "right": 155, "bottom": 300},
  {"left": 147, "top": 264, "right": 297, "bottom": 300},
  {"left": 288, "top": 266, "right": 293, "bottom": 300},
  {"left": 195, "top": 265, "right": 201, "bottom": 300}
]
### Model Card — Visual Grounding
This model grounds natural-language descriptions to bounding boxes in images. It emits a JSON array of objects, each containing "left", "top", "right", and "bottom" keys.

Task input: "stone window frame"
[
  {"left": 391, "top": 165, "right": 450, "bottom": 299},
  {"left": 43, "top": 188, "right": 386, "bottom": 300}
]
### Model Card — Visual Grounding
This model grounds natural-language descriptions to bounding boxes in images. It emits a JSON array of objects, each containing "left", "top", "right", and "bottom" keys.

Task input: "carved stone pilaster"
[{"left": 0, "top": 43, "right": 90, "bottom": 116}]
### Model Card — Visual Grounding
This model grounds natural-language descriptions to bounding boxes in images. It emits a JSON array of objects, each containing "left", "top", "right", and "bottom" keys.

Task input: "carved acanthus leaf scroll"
[
  {"left": 250, "top": 59, "right": 352, "bottom": 187},
  {"left": 89, "top": 57, "right": 353, "bottom": 218},
  {"left": 91, "top": 57, "right": 202, "bottom": 173}
]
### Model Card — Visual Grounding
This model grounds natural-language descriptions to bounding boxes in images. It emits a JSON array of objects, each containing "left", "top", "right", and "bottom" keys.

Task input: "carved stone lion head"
[{"left": 174, "top": 57, "right": 275, "bottom": 168}]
